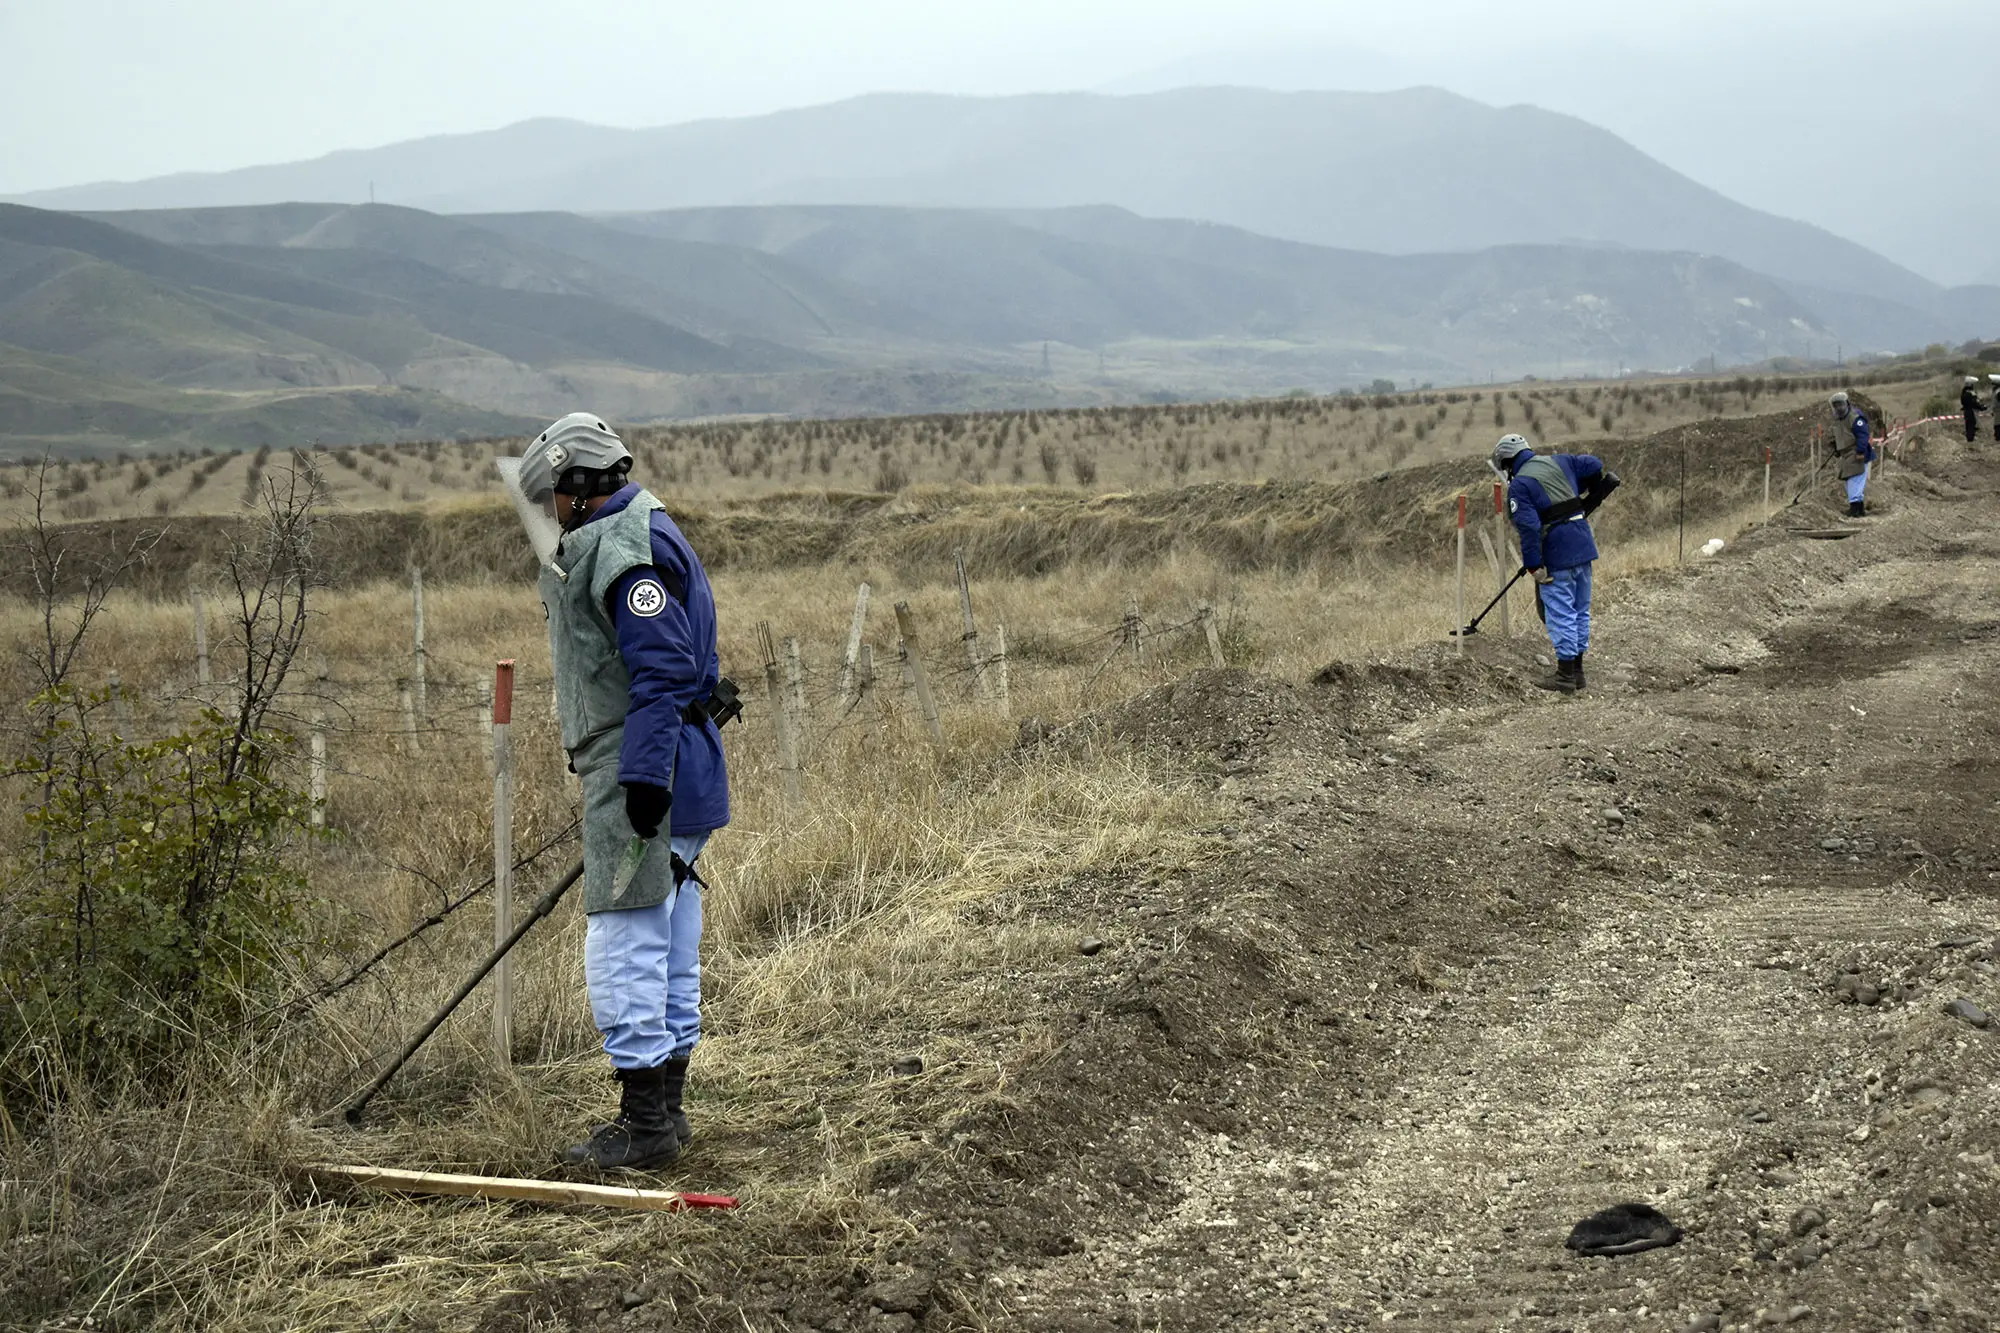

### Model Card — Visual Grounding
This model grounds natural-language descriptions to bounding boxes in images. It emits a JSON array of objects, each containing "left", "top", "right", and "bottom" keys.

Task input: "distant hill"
[
  {"left": 8, "top": 87, "right": 1976, "bottom": 323},
  {"left": 0, "top": 193, "right": 1981, "bottom": 456}
]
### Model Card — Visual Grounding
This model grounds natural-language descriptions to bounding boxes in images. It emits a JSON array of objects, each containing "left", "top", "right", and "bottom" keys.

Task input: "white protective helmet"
[
  {"left": 1969, "top": 376, "right": 1982, "bottom": 387},
  {"left": 513, "top": 412, "right": 633, "bottom": 506},
  {"left": 1489, "top": 433, "right": 1532, "bottom": 476}
]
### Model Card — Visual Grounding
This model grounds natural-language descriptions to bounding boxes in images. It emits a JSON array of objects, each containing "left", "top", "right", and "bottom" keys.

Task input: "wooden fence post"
[
  {"left": 857, "top": 642, "right": 880, "bottom": 739},
  {"left": 893, "top": 602, "right": 944, "bottom": 746},
  {"left": 1492, "top": 480, "right": 1511, "bottom": 638},
  {"left": 1122, "top": 594, "right": 1144, "bottom": 666},
  {"left": 1454, "top": 494, "right": 1467, "bottom": 655},
  {"left": 310, "top": 655, "right": 328, "bottom": 830},
  {"left": 192, "top": 590, "right": 211, "bottom": 687},
  {"left": 955, "top": 547, "right": 991, "bottom": 700},
  {"left": 411, "top": 567, "right": 428, "bottom": 729},
  {"left": 836, "top": 582, "right": 871, "bottom": 711},
  {"left": 760, "top": 623, "right": 803, "bottom": 808},
  {"left": 990, "top": 622, "right": 1011, "bottom": 717},
  {"left": 1198, "top": 605, "right": 1225, "bottom": 668},
  {"left": 1763, "top": 446, "right": 1773, "bottom": 522},
  {"left": 491, "top": 661, "right": 515, "bottom": 1062},
  {"left": 398, "top": 677, "right": 419, "bottom": 755},
  {"left": 783, "top": 636, "right": 809, "bottom": 758},
  {"left": 108, "top": 669, "right": 130, "bottom": 736}
]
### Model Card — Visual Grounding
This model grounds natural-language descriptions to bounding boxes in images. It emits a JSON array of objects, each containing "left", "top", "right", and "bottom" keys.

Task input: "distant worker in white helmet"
[
  {"left": 1963, "top": 376, "right": 1983, "bottom": 444},
  {"left": 1827, "top": 392, "right": 1874, "bottom": 518},
  {"left": 1492, "top": 434, "right": 1620, "bottom": 693}
]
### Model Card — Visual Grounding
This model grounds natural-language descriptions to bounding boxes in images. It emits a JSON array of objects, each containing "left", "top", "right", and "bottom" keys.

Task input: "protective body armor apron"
[
  {"left": 542, "top": 490, "right": 666, "bottom": 756},
  {"left": 1830, "top": 414, "right": 1866, "bottom": 479},
  {"left": 1517, "top": 455, "right": 1580, "bottom": 516}
]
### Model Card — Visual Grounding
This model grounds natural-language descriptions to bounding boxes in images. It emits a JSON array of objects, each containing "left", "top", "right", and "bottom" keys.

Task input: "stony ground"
[{"left": 534, "top": 429, "right": 1999, "bottom": 1333}]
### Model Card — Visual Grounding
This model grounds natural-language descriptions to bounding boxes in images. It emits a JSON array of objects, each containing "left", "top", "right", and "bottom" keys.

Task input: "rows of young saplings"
[{"left": 2, "top": 371, "right": 1907, "bottom": 523}]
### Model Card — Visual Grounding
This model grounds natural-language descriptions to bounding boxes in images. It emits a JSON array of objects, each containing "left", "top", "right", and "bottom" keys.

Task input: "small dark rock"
[
  {"left": 1942, "top": 997, "right": 1992, "bottom": 1029},
  {"left": 1747, "top": 1106, "right": 1773, "bottom": 1124},
  {"left": 1078, "top": 936, "right": 1106, "bottom": 957},
  {"left": 866, "top": 1272, "right": 935, "bottom": 1316},
  {"left": 891, "top": 1055, "right": 925, "bottom": 1077},
  {"left": 620, "top": 1290, "right": 648, "bottom": 1311},
  {"left": 1820, "top": 837, "right": 1848, "bottom": 852},
  {"left": 1789, "top": 1205, "right": 1826, "bottom": 1237},
  {"left": 1855, "top": 982, "right": 1881, "bottom": 1007}
]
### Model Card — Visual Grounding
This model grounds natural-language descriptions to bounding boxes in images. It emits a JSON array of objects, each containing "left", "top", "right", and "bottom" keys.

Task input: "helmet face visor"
[{"left": 495, "top": 457, "right": 563, "bottom": 566}]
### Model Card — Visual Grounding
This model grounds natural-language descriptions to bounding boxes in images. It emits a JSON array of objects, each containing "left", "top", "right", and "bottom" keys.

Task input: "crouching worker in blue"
[
  {"left": 1492, "top": 433, "right": 1620, "bottom": 694},
  {"left": 506, "top": 413, "right": 735, "bottom": 1171}
]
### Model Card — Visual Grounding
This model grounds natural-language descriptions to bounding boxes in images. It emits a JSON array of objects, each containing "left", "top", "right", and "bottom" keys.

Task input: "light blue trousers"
[
  {"left": 1540, "top": 563, "right": 1593, "bottom": 660},
  {"left": 584, "top": 831, "right": 708, "bottom": 1069},
  {"left": 1845, "top": 472, "right": 1867, "bottom": 503}
]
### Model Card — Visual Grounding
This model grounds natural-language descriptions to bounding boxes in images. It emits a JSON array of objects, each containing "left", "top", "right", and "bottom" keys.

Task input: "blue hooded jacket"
[
  {"left": 587, "top": 484, "right": 730, "bottom": 835},
  {"left": 1506, "top": 449, "right": 1606, "bottom": 572}
]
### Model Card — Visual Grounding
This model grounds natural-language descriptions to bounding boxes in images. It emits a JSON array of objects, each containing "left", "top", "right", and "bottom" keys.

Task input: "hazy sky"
[{"left": 4, "top": 0, "right": 1991, "bottom": 280}]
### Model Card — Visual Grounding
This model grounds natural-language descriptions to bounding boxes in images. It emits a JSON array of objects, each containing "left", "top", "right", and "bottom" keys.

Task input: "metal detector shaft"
[
  {"left": 1453, "top": 565, "right": 1531, "bottom": 637},
  {"left": 339, "top": 858, "right": 585, "bottom": 1125}
]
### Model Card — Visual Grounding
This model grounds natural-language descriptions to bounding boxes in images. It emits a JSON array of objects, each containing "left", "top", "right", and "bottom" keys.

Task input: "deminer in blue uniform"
[
  {"left": 1492, "top": 433, "right": 1620, "bottom": 694},
  {"left": 507, "top": 413, "right": 734, "bottom": 1171},
  {"left": 1827, "top": 391, "right": 1873, "bottom": 518},
  {"left": 1963, "top": 377, "right": 1983, "bottom": 444}
]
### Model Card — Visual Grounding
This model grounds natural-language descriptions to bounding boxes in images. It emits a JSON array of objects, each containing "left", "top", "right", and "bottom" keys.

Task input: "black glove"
[
  {"left": 624, "top": 783, "right": 670, "bottom": 840},
  {"left": 1582, "top": 470, "right": 1621, "bottom": 514}
]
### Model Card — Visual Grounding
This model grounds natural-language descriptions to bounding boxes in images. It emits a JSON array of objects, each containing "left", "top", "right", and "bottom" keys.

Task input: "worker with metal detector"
[
  {"left": 1827, "top": 391, "right": 1873, "bottom": 517},
  {"left": 502, "top": 413, "right": 736, "bottom": 1172},
  {"left": 1491, "top": 433, "right": 1618, "bottom": 694}
]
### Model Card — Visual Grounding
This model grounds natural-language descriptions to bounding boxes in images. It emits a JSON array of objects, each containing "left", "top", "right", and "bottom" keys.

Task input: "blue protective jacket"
[
  {"left": 588, "top": 484, "right": 730, "bottom": 835},
  {"left": 1506, "top": 449, "right": 1606, "bottom": 572}
]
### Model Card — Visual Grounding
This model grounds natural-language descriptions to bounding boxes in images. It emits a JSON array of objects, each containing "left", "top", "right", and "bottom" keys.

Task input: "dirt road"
[{"left": 895, "top": 440, "right": 2000, "bottom": 1332}]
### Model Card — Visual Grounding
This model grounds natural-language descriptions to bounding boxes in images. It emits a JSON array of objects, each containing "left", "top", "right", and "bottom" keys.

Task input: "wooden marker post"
[
  {"left": 480, "top": 679, "right": 496, "bottom": 776},
  {"left": 310, "top": 656, "right": 329, "bottom": 830},
  {"left": 893, "top": 602, "right": 944, "bottom": 746},
  {"left": 954, "top": 548, "right": 991, "bottom": 700},
  {"left": 1454, "top": 494, "right": 1467, "bottom": 656},
  {"left": 490, "top": 661, "right": 516, "bottom": 1062},
  {"left": 1491, "top": 480, "right": 1511, "bottom": 638},
  {"left": 192, "top": 591, "right": 211, "bottom": 688},
  {"left": 836, "top": 582, "right": 871, "bottom": 711},
  {"left": 411, "top": 568, "right": 428, "bottom": 729},
  {"left": 1763, "top": 446, "right": 1773, "bottom": 521}
]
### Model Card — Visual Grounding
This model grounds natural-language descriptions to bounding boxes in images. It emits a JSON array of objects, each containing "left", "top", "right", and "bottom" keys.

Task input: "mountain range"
[{"left": 2, "top": 88, "right": 1996, "bottom": 455}]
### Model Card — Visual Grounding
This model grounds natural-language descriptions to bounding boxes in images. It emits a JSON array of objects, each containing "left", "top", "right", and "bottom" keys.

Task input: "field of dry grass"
[{"left": 0, "top": 370, "right": 1958, "bottom": 1330}]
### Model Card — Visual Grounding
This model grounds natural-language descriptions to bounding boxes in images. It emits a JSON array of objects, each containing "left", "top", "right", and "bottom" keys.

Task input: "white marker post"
[{"left": 491, "top": 660, "right": 516, "bottom": 1063}]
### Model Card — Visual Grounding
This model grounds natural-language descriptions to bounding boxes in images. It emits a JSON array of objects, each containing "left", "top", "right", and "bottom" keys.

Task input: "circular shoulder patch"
[{"left": 625, "top": 579, "right": 668, "bottom": 618}]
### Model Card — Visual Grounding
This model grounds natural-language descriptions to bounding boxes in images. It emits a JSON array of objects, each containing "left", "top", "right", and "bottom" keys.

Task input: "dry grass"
[{"left": 0, "top": 377, "right": 1949, "bottom": 1330}]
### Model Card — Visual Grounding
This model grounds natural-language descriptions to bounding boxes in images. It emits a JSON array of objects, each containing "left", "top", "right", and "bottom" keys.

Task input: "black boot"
[
  {"left": 1534, "top": 658, "right": 1581, "bottom": 693},
  {"left": 1572, "top": 653, "right": 1588, "bottom": 692},
  {"left": 564, "top": 1065, "right": 683, "bottom": 1171},
  {"left": 1848, "top": 499, "right": 1865, "bottom": 518},
  {"left": 660, "top": 1054, "right": 691, "bottom": 1146}
]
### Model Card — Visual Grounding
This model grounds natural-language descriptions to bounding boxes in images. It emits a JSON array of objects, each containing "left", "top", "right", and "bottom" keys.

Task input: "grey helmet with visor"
[
  {"left": 1489, "top": 433, "right": 1532, "bottom": 476},
  {"left": 496, "top": 412, "right": 635, "bottom": 564}
]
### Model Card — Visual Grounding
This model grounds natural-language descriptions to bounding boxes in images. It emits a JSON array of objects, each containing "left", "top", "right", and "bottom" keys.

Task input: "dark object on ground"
[
  {"left": 1943, "top": 997, "right": 1992, "bottom": 1029},
  {"left": 563, "top": 1064, "right": 685, "bottom": 1171},
  {"left": 1565, "top": 1203, "right": 1684, "bottom": 1256}
]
